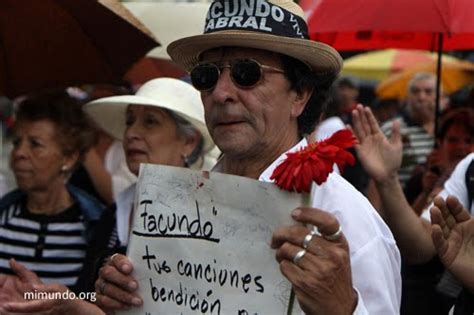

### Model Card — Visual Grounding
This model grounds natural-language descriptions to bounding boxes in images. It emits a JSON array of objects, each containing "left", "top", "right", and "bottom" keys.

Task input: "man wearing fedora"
[{"left": 93, "top": 1, "right": 401, "bottom": 314}]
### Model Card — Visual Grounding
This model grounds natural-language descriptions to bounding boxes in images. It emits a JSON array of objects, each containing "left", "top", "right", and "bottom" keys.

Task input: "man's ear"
[{"left": 290, "top": 87, "right": 313, "bottom": 118}]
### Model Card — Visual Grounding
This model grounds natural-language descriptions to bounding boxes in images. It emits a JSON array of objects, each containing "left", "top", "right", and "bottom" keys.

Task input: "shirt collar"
[{"left": 258, "top": 138, "right": 307, "bottom": 182}]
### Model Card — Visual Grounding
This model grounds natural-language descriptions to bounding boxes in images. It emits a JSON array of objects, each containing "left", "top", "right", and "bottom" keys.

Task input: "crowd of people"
[{"left": 0, "top": 0, "right": 472, "bottom": 314}]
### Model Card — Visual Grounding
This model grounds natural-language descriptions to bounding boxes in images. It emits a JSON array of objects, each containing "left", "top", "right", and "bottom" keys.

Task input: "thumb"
[{"left": 9, "top": 259, "right": 42, "bottom": 285}]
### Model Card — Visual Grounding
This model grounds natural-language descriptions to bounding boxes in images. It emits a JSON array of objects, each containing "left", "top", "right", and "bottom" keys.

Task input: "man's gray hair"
[{"left": 407, "top": 72, "right": 437, "bottom": 93}]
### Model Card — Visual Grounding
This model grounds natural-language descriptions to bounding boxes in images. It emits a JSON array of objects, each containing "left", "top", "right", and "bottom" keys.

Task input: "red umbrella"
[
  {"left": 0, "top": 0, "right": 159, "bottom": 98},
  {"left": 302, "top": 0, "right": 474, "bottom": 134},
  {"left": 303, "top": 0, "right": 474, "bottom": 50}
]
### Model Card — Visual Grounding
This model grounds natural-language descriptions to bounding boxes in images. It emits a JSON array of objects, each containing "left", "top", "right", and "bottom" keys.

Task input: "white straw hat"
[
  {"left": 167, "top": 0, "right": 342, "bottom": 75},
  {"left": 83, "top": 78, "right": 214, "bottom": 152}
]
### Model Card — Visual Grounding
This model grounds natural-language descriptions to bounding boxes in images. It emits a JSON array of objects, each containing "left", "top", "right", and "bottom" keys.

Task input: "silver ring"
[
  {"left": 110, "top": 253, "right": 119, "bottom": 261},
  {"left": 302, "top": 232, "right": 315, "bottom": 249},
  {"left": 99, "top": 281, "right": 107, "bottom": 294},
  {"left": 323, "top": 226, "right": 343, "bottom": 241},
  {"left": 293, "top": 249, "right": 306, "bottom": 265},
  {"left": 311, "top": 226, "right": 322, "bottom": 237}
]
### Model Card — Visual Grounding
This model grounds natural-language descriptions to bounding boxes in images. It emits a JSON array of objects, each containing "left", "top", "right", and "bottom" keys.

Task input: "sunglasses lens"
[
  {"left": 190, "top": 63, "right": 219, "bottom": 91},
  {"left": 231, "top": 60, "right": 261, "bottom": 87}
]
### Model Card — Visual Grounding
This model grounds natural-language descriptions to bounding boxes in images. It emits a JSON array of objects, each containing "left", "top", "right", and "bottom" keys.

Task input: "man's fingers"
[
  {"left": 109, "top": 254, "right": 134, "bottom": 275},
  {"left": 95, "top": 279, "right": 142, "bottom": 308},
  {"left": 97, "top": 265, "right": 138, "bottom": 294},
  {"left": 96, "top": 292, "right": 131, "bottom": 312},
  {"left": 291, "top": 208, "right": 340, "bottom": 237},
  {"left": 271, "top": 225, "right": 308, "bottom": 249}
]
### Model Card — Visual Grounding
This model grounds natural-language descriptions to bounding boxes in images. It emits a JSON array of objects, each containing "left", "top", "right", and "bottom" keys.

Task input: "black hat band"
[{"left": 204, "top": 0, "right": 309, "bottom": 39}]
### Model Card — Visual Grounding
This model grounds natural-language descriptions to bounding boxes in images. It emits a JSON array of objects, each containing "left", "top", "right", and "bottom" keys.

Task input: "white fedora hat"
[
  {"left": 83, "top": 77, "right": 214, "bottom": 152},
  {"left": 167, "top": 0, "right": 342, "bottom": 74}
]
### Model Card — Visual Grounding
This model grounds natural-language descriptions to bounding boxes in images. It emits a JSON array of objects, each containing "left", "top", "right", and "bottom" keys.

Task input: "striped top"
[
  {"left": 381, "top": 117, "right": 434, "bottom": 188},
  {"left": 0, "top": 200, "right": 87, "bottom": 287}
]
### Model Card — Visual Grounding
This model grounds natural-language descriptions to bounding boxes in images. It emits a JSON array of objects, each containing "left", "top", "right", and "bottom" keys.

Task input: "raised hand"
[
  {"left": 430, "top": 195, "right": 474, "bottom": 291},
  {"left": 351, "top": 105, "right": 402, "bottom": 183}
]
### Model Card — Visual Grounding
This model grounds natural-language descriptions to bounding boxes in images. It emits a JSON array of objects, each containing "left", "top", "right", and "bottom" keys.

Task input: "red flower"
[{"left": 270, "top": 130, "right": 357, "bottom": 193}]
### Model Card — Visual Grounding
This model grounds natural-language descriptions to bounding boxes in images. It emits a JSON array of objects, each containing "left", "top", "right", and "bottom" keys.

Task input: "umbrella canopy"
[
  {"left": 301, "top": 0, "right": 474, "bottom": 136},
  {"left": 343, "top": 49, "right": 462, "bottom": 81},
  {"left": 0, "top": 0, "right": 159, "bottom": 98},
  {"left": 376, "top": 60, "right": 474, "bottom": 99},
  {"left": 123, "top": 2, "right": 209, "bottom": 60},
  {"left": 124, "top": 57, "right": 187, "bottom": 87},
  {"left": 303, "top": 0, "right": 474, "bottom": 51}
]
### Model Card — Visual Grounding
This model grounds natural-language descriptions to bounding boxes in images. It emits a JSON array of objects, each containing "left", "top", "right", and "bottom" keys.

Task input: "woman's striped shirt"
[{"left": 0, "top": 200, "right": 87, "bottom": 287}]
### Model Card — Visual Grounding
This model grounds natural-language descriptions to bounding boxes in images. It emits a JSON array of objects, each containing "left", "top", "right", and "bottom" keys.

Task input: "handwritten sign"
[{"left": 121, "top": 164, "right": 302, "bottom": 315}]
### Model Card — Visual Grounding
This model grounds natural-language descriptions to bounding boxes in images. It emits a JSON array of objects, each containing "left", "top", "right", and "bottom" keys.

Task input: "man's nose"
[{"left": 211, "top": 68, "right": 236, "bottom": 104}]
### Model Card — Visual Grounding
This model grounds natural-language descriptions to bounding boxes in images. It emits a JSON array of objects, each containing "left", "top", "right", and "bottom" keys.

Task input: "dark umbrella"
[{"left": 0, "top": 0, "right": 159, "bottom": 98}]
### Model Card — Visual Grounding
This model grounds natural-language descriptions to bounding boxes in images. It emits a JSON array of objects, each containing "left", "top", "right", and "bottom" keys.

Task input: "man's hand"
[{"left": 271, "top": 207, "right": 357, "bottom": 315}]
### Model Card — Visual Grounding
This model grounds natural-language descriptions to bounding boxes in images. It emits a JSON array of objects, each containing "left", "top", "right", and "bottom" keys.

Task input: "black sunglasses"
[{"left": 190, "top": 59, "right": 285, "bottom": 91}]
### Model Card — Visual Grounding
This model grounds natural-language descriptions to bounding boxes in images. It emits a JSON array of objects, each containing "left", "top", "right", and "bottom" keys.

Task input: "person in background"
[
  {"left": 381, "top": 72, "right": 438, "bottom": 188},
  {"left": 334, "top": 76, "right": 359, "bottom": 124},
  {"left": 0, "top": 91, "right": 103, "bottom": 296},
  {"left": 79, "top": 77, "right": 215, "bottom": 292},
  {"left": 405, "top": 107, "right": 474, "bottom": 215},
  {"left": 0, "top": 96, "right": 15, "bottom": 197},
  {"left": 68, "top": 85, "right": 137, "bottom": 205},
  {"left": 69, "top": 127, "right": 136, "bottom": 205},
  {"left": 310, "top": 83, "right": 370, "bottom": 196},
  {"left": 352, "top": 104, "right": 473, "bottom": 315},
  {"left": 0, "top": 78, "right": 215, "bottom": 315},
  {"left": 371, "top": 98, "right": 401, "bottom": 125}
]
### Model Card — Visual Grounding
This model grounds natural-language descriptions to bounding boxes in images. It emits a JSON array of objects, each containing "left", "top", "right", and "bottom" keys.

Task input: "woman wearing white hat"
[
  {"left": 79, "top": 77, "right": 215, "bottom": 288},
  {"left": 0, "top": 77, "right": 215, "bottom": 315}
]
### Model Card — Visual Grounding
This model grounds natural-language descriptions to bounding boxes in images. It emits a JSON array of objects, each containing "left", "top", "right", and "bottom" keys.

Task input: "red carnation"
[{"left": 270, "top": 130, "right": 357, "bottom": 193}]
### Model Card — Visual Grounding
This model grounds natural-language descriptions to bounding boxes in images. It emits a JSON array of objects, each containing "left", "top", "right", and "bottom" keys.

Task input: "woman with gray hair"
[{"left": 78, "top": 77, "right": 215, "bottom": 293}]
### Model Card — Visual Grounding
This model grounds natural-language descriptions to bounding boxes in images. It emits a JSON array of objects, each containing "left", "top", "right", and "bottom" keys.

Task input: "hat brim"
[
  {"left": 168, "top": 30, "right": 342, "bottom": 74},
  {"left": 84, "top": 95, "right": 214, "bottom": 152}
]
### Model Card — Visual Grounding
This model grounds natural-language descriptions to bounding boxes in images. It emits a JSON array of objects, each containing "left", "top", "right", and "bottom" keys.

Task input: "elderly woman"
[
  {"left": 90, "top": 1, "right": 401, "bottom": 315},
  {"left": 77, "top": 77, "right": 214, "bottom": 290},
  {"left": 0, "top": 92, "right": 103, "bottom": 293},
  {"left": 1, "top": 78, "right": 214, "bottom": 314}
]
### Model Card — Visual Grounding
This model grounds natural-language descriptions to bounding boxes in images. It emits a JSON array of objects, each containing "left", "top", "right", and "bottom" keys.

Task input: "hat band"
[{"left": 204, "top": 0, "right": 309, "bottom": 39}]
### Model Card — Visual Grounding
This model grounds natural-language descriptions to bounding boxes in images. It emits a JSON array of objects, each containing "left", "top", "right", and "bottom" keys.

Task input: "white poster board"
[{"left": 121, "top": 164, "right": 302, "bottom": 315}]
